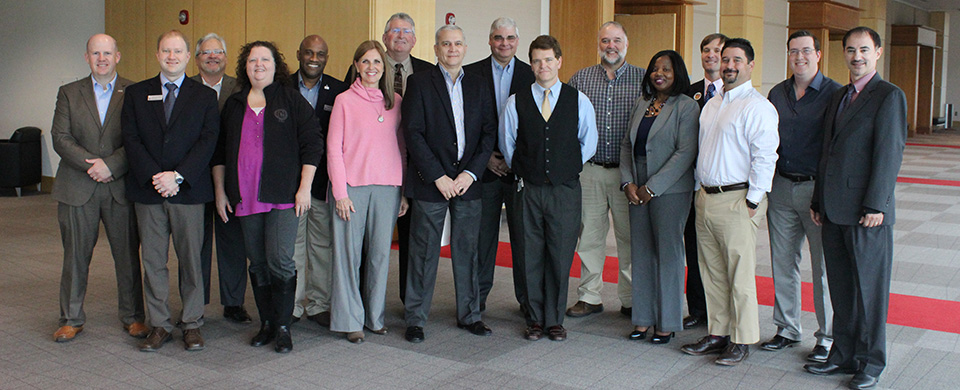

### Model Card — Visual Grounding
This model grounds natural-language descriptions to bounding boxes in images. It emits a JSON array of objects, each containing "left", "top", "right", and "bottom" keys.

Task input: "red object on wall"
[
  {"left": 445, "top": 13, "right": 456, "bottom": 25},
  {"left": 179, "top": 10, "right": 189, "bottom": 25}
]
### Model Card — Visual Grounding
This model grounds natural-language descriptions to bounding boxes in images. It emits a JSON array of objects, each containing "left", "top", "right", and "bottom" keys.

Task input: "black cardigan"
[{"left": 213, "top": 82, "right": 323, "bottom": 206}]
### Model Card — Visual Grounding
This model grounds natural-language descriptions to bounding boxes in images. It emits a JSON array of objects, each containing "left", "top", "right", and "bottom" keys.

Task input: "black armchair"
[{"left": 0, "top": 127, "right": 43, "bottom": 196}]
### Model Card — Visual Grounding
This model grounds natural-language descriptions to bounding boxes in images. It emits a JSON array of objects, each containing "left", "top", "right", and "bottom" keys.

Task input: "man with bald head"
[
  {"left": 288, "top": 34, "right": 347, "bottom": 327},
  {"left": 51, "top": 33, "right": 146, "bottom": 342}
]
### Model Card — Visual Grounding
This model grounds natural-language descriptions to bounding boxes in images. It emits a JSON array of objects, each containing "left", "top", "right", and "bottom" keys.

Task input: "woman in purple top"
[
  {"left": 327, "top": 40, "right": 406, "bottom": 344},
  {"left": 212, "top": 41, "right": 323, "bottom": 353}
]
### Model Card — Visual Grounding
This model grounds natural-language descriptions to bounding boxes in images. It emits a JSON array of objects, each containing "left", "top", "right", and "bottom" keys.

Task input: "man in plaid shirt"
[{"left": 566, "top": 21, "right": 644, "bottom": 318}]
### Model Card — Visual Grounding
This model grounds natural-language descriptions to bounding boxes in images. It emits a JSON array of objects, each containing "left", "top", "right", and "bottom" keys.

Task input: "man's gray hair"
[
  {"left": 489, "top": 17, "right": 519, "bottom": 37},
  {"left": 195, "top": 32, "right": 227, "bottom": 57},
  {"left": 384, "top": 12, "right": 416, "bottom": 35},
  {"left": 599, "top": 21, "right": 628, "bottom": 40},
  {"left": 435, "top": 24, "right": 464, "bottom": 44}
]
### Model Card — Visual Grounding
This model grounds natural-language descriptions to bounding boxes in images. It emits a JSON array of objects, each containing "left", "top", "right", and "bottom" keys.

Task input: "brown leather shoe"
[
  {"left": 139, "top": 327, "right": 171, "bottom": 352},
  {"left": 346, "top": 331, "right": 365, "bottom": 344},
  {"left": 525, "top": 324, "right": 543, "bottom": 341},
  {"left": 565, "top": 301, "right": 603, "bottom": 317},
  {"left": 307, "top": 311, "right": 331, "bottom": 327},
  {"left": 547, "top": 325, "right": 567, "bottom": 341},
  {"left": 54, "top": 325, "right": 83, "bottom": 342},
  {"left": 366, "top": 326, "right": 388, "bottom": 335},
  {"left": 715, "top": 343, "right": 750, "bottom": 366},
  {"left": 183, "top": 328, "right": 205, "bottom": 351},
  {"left": 680, "top": 335, "right": 729, "bottom": 356},
  {"left": 124, "top": 322, "right": 149, "bottom": 338}
]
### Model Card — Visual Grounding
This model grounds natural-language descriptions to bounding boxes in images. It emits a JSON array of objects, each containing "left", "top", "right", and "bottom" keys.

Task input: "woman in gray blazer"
[{"left": 620, "top": 50, "right": 699, "bottom": 344}]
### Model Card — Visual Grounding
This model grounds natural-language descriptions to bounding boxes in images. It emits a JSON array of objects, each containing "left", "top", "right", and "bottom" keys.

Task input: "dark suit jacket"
[
  {"left": 685, "top": 79, "right": 709, "bottom": 109},
  {"left": 813, "top": 74, "right": 906, "bottom": 226},
  {"left": 51, "top": 76, "right": 133, "bottom": 206},
  {"left": 190, "top": 74, "right": 240, "bottom": 111},
  {"left": 344, "top": 55, "right": 432, "bottom": 87},
  {"left": 402, "top": 65, "right": 497, "bottom": 202},
  {"left": 463, "top": 56, "right": 536, "bottom": 183},
  {"left": 121, "top": 74, "right": 220, "bottom": 204},
  {"left": 290, "top": 70, "right": 348, "bottom": 201}
]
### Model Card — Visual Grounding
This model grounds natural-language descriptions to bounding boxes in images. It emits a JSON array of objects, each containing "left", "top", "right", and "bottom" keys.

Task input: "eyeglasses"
[
  {"left": 390, "top": 28, "right": 414, "bottom": 35},
  {"left": 200, "top": 49, "right": 225, "bottom": 56},
  {"left": 788, "top": 48, "right": 815, "bottom": 57}
]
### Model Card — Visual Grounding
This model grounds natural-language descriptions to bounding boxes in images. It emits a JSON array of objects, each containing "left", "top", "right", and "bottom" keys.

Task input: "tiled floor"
[{"left": 3, "top": 138, "right": 960, "bottom": 389}]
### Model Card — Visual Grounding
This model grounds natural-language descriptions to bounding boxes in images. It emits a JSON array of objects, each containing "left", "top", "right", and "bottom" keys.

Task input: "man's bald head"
[
  {"left": 87, "top": 33, "right": 118, "bottom": 54},
  {"left": 297, "top": 35, "right": 329, "bottom": 82},
  {"left": 85, "top": 34, "right": 120, "bottom": 82}
]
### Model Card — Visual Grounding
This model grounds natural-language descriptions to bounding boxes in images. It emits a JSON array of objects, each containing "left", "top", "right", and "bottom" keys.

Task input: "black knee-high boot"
[
  {"left": 273, "top": 274, "right": 297, "bottom": 353},
  {"left": 250, "top": 272, "right": 275, "bottom": 347}
]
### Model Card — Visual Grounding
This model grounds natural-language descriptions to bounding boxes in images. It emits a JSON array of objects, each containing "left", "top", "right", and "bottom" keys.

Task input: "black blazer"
[
  {"left": 813, "top": 75, "right": 906, "bottom": 226},
  {"left": 402, "top": 65, "right": 497, "bottom": 202},
  {"left": 463, "top": 56, "right": 536, "bottom": 183},
  {"left": 344, "top": 55, "right": 432, "bottom": 85},
  {"left": 289, "top": 71, "right": 348, "bottom": 201},
  {"left": 214, "top": 82, "right": 324, "bottom": 206},
  {"left": 121, "top": 75, "right": 219, "bottom": 204},
  {"left": 685, "top": 79, "right": 709, "bottom": 109}
]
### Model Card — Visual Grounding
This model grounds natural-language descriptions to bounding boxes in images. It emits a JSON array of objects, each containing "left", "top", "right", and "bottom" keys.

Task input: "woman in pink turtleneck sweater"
[{"left": 327, "top": 40, "right": 407, "bottom": 344}]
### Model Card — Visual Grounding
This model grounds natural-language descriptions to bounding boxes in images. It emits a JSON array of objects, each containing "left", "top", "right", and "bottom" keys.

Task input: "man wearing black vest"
[{"left": 500, "top": 35, "right": 598, "bottom": 342}]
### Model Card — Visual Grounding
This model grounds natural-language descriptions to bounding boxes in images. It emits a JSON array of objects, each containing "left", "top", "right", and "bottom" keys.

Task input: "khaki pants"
[
  {"left": 695, "top": 188, "right": 766, "bottom": 344},
  {"left": 575, "top": 163, "right": 632, "bottom": 306}
]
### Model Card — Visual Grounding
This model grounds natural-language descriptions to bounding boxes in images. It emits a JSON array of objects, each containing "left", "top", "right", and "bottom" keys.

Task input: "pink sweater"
[{"left": 327, "top": 79, "right": 404, "bottom": 201}]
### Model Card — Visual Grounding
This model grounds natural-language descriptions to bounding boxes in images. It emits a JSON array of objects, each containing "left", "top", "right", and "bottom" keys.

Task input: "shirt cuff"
[
  {"left": 465, "top": 170, "right": 477, "bottom": 182},
  {"left": 745, "top": 188, "right": 765, "bottom": 204}
]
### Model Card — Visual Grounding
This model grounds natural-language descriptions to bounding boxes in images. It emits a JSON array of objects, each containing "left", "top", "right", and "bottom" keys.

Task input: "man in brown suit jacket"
[{"left": 51, "top": 33, "right": 146, "bottom": 342}]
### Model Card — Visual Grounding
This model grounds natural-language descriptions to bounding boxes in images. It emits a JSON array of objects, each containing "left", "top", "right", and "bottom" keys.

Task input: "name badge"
[
  {"left": 147, "top": 95, "right": 163, "bottom": 101},
  {"left": 323, "top": 104, "right": 333, "bottom": 112}
]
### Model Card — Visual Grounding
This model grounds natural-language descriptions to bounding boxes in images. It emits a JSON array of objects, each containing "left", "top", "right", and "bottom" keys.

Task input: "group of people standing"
[{"left": 50, "top": 10, "right": 904, "bottom": 390}]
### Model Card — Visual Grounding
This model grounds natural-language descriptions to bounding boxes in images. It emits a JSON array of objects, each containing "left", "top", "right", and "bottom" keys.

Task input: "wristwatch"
[
  {"left": 745, "top": 199, "right": 758, "bottom": 210},
  {"left": 174, "top": 171, "right": 184, "bottom": 185}
]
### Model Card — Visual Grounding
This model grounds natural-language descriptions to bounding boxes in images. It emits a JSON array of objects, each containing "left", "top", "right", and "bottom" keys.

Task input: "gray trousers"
[
  {"left": 136, "top": 202, "right": 205, "bottom": 331},
  {"left": 58, "top": 185, "right": 143, "bottom": 327},
  {"left": 521, "top": 179, "right": 581, "bottom": 328},
  {"left": 293, "top": 196, "right": 333, "bottom": 317},
  {"left": 239, "top": 208, "right": 298, "bottom": 282},
  {"left": 196, "top": 202, "right": 247, "bottom": 306},
  {"left": 767, "top": 175, "right": 833, "bottom": 346},
  {"left": 628, "top": 159, "right": 690, "bottom": 332},
  {"left": 330, "top": 185, "right": 400, "bottom": 332},
  {"left": 405, "top": 197, "right": 482, "bottom": 327},
  {"left": 478, "top": 177, "right": 526, "bottom": 309}
]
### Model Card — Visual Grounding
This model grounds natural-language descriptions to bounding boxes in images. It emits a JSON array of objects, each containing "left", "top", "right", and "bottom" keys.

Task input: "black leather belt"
[
  {"left": 703, "top": 182, "right": 748, "bottom": 194},
  {"left": 778, "top": 172, "right": 815, "bottom": 182},
  {"left": 589, "top": 161, "right": 619, "bottom": 169}
]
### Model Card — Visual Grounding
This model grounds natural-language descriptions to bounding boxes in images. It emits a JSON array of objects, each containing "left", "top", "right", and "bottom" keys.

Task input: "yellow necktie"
[{"left": 541, "top": 89, "right": 551, "bottom": 121}]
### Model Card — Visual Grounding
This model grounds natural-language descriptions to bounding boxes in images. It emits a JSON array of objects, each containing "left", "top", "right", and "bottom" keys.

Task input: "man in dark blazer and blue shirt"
[
  {"left": 463, "top": 16, "right": 535, "bottom": 315},
  {"left": 122, "top": 30, "right": 219, "bottom": 352},
  {"left": 805, "top": 27, "right": 906, "bottom": 390},
  {"left": 402, "top": 25, "right": 497, "bottom": 343}
]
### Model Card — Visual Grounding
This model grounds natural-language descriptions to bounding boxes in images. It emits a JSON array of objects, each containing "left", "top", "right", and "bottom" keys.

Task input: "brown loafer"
[
  {"left": 139, "top": 327, "right": 171, "bottom": 352},
  {"left": 525, "top": 324, "right": 543, "bottom": 341},
  {"left": 183, "top": 328, "right": 205, "bottom": 351},
  {"left": 565, "top": 301, "right": 603, "bottom": 317},
  {"left": 54, "top": 325, "right": 83, "bottom": 342},
  {"left": 346, "top": 331, "right": 365, "bottom": 344},
  {"left": 124, "top": 322, "right": 149, "bottom": 338},
  {"left": 366, "top": 326, "right": 388, "bottom": 335},
  {"left": 308, "top": 311, "right": 331, "bottom": 327},
  {"left": 547, "top": 325, "right": 567, "bottom": 341},
  {"left": 715, "top": 343, "right": 749, "bottom": 366}
]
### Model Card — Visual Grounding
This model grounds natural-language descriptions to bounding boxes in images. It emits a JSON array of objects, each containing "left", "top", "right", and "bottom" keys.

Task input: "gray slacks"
[
  {"left": 58, "top": 185, "right": 143, "bottom": 327},
  {"left": 293, "top": 196, "right": 334, "bottom": 318},
  {"left": 405, "top": 197, "right": 482, "bottom": 327},
  {"left": 238, "top": 208, "right": 298, "bottom": 282},
  {"left": 136, "top": 202, "right": 205, "bottom": 331},
  {"left": 767, "top": 175, "right": 832, "bottom": 346},
  {"left": 330, "top": 185, "right": 400, "bottom": 332},
  {"left": 478, "top": 177, "right": 526, "bottom": 309},
  {"left": 521, "top": 179, "right": 581, "bottom": 328}
]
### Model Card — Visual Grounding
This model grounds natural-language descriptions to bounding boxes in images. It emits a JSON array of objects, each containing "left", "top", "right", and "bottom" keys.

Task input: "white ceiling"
[{"left": 895, "top": 0, "right": 960, "bottom": 12}]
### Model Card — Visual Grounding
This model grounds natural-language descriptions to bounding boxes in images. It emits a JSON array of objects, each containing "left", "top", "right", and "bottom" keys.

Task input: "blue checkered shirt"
[{"left": 568, "top": 63, "right": 644, "bottom": 164}]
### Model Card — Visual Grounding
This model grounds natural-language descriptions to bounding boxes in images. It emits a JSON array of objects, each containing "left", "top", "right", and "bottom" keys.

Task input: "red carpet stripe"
[
  {"left": 410, "top": 242, "right": 960, "bottom": 334},
  {"left": 906, "top": 142, "right": 960, "bottom": 149},
  {"left": 897, "top": 176, "right": 960, "bottom": 187}
]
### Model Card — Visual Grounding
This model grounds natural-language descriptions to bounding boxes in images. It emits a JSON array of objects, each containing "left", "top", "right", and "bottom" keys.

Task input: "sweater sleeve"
[{"left": 327, "top": 94, "right": 349, "bottom": 200}]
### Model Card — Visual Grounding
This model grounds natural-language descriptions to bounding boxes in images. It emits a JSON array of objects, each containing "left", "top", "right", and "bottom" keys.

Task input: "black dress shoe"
[
  {"left": 804, "top": 362, "right": 856, "bottom": 376},
  {"left": 274, "top": 325, "right": 292, "bottom": 353},
  {"left": 620, "top": 306, "right": 632, "bottom": 317},
  {"left": 223, "top": 306, "right": 253, "bottom": 324},
  {"left": 848, "top": 372, "right": 878, "bottom": 389},
  {"left": 457, "top": 321, "right": 492, "bottom": 336},
  {"left": 628, "top": 328, "right": 647, "bottom": 341},
  {"left": 807, "top": 345, "right": 829, "bottom": 363},
  {"left": 681, "top": 335, "right": 729, "bottom": 356},
  {"left": 715, "top": 343, "right": 749, "bottom": 366},
  {"left": 405, "top": 326, "right": 424, "bottom": 343},
  {"left": 251, "top": 321, "right": 275, "bottom": 347},
  {"left": 650, "top": 332, "right": 675, "bottom": 344},
  {"left": 760, "top": 335, "right": 799, "bottom": 351},
  {"left": 682, "top": 315, "right": 707, "bottom": 329}
]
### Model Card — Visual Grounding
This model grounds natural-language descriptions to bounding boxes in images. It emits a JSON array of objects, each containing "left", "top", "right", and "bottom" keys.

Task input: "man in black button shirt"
[{"left": 760, "top": 30, "right": 841, "bottom": 363}]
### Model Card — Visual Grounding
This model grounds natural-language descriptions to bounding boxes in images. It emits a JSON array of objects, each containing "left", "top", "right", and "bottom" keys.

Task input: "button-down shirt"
[
  {"left": 386, "top": 55, "right": 415, "bottom": 94},
  {"left": 159, "top": 73, "right": 184, "bottom": 100},
  {"left": 200, "top": 75, "right": 224, "bottom": 98},
  {"left": 768, "top": 71, "right": 842, "bottom": 176},
  {"left": 440, "top": 66, "right": 466, "bottom": 162},
  {"left": 499, "top": 81, "right": 598, "bottom": 168},
  {"left": 297, "top": 73, "right": 322, "bottom": 109},
  {"left": 703, "top": 78, "right": 724, "bottom": 101},
  {"left": 849, "top": 70, "right": 877, "bottom": 104},
  {"left": 567, "top": 63, "right": 644, "bottom": 164},
  {"left": 491, "top": 57, "right": 515, "bottom": 115},
  {"left": 697, "top": 81, "right": 780, "bottom": 203},
  {"left": 91, "top": 74, "right": 117, "bottom": 125}
]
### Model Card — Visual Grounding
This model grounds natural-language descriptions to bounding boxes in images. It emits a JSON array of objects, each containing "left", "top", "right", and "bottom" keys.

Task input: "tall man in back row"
[
  {"left": 804, "top": 26, "right": 906, "bottom": 390},
  {"left": 566, "top": 21, "right": 643, "bottom": 318}
]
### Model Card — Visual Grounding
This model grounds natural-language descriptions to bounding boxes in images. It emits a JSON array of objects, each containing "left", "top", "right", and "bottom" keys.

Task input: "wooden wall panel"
[
  {"left": 917, "top": 47, "right": 935, "bottom": 134},
  {"left": 105, "top": 0, "right": 146, "bottom": 81},
  {"left": 373, "top": 0, "right": 437, "bottom": 64},
  {"left": 306, "top": 0, "right": 372, "bottom": 80},
  {"left": 246, "top": 0, "right": 305, "bottom": 63},
  {"left": 617, "top": 4, "right": 694, "bottom": 61},
  {"left": 615, "top": 13, "right": 676, "bottom": 69},
  {"left": 551, "top": 0, "right": 615, "bottom": 81},
  {"left": 193, "top": 0, "right": 246, "bottom": 78},
  {"left": 827, "top": 38, "right": 848, "bottom": 82},
  {"left": 890, "top": 45, "right": 919, "bottom": 136},
  {"left": 144, "top": 1, "right": 195, "bottom": 80}
]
